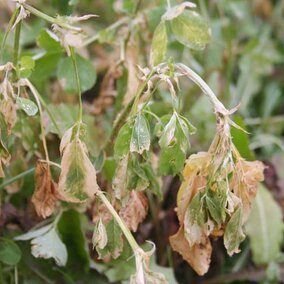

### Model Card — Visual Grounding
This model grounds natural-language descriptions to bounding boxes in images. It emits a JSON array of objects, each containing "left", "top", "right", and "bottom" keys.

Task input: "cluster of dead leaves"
[{"left": 170, "top": 118, "right": 265, "bottom": 275}]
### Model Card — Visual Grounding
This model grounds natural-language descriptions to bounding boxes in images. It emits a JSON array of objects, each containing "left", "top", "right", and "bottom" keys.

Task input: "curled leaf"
[
  {"left": 31, "top": 161, "right": 59, "bottom": 219},
  {"left": 0, "top": 113, "right": 10, "bottom": 178},
  {"left": 119, "top": 191, "right": 148, "bottom": 232},
  {"left": 0, "top": 99, "right": 17, "bottom": 134}
]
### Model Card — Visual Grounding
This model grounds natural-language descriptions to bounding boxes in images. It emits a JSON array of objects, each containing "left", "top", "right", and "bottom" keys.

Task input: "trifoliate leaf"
[
  {"left": 246, "top": 185, "right": 284, "bottom": 265},
  {"left": 16, "top": 97, "right": 38, "bottom": 116},
  {"left": 0, "top": 238, "right": 21, "bottom": 266},
  {"left": 130, "top": 113, "right": 151, "bottom": 155},
  {"left": 150, "top": 21, "right": 168, "bottom": 66},
  {"left": 224, "top": 205, "right": 245, "bottom": 256},
  {"left": 170, "top": 10, "right": 210, "bottom": 50}
]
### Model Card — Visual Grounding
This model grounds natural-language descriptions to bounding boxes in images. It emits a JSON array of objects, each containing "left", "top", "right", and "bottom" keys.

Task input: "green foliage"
[{"left": 0, "top": 238, "right": 22, "bottom": 266}]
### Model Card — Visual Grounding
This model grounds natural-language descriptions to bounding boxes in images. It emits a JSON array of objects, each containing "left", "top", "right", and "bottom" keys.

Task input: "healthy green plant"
[{"left": 0, "top": 0, "right": 283, "bottom": 283}]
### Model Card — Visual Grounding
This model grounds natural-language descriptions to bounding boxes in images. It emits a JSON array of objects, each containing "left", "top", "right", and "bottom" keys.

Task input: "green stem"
[
  {"left": 0, "top": 168, "right": 34, "bottom": 190},
  {"left": 23, "top": 3, "right": 80, "bottom": 31},
  {"left": 70, "top": 47, "right": 82, "bottom": 123},
  {"left": 0, "top": 7, "right": 20, "bottom": 62},
  {"left": 96, "top": 191, "right": 140, "bottom": 251},
  {"left": 12, "top": 19, "right": 22, "bottom": 80}
]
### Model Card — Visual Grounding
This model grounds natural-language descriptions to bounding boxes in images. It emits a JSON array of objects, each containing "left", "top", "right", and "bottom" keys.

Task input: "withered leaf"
[
  {"left": 58, "top": 125, "right": 99, "bottom": 203},
  {"left": 31, "top": 161, "right": 58, "bottom": 219},
  {"left": 170, "top": 226, "right": 212, "bottom": 276},
  {"left": 119, "top": 191, "right": 148, "bottom": 232},
  {"left": 0, "top": 99, "right": 17, "bottom": 134},
  {"left": 231, "top": 160, "right": 264, "bottom": 222},
  {"left": 92, "top": 217, "right": 108, "bottom": 250},
  {"left": 0, "top": 112, "right": 10, "bottom": 178}
]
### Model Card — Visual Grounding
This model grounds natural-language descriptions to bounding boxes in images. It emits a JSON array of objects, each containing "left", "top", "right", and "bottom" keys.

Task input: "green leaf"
[
  {"left": 19, "top": 56, "right": 35, "bottom": 78},
  {"left": 130, "top": 113, "right": 151, "bottom": 154},
  {"left": 150, "top": 21, "right": 168, "bottom": 66},
  {"left": 170, "top": 10, "right": 210, "bottom": 50},
  {"left": 143, "top": 163, "right": 162, "bottom": 199},
  {"left": 224, "top": 206, "right": 245, "bottom": 256},
  {"left": 97, "top": 218, "right": 123, "bottom": 259},
  {"left": 57, "top": 54, "right": 97, "bottom": 93},
  {"left": 58, "top": 210, "right": 90, "bottom": 273},
  {"left": 114, "top": 121, "right": 133, "bottom": 158},
  {"left": 0, "top": 238, "right": 21, "bottom": 266},
  {"left": 158, "top": 142, "right": 186, "bottom": 176},
  {"left": 187, "top": 191, "right": 207, "bottom": 226},
  {"left": 16, "top": 97, "right": 38, "bottom": 116},
  {"left": 246, "top": 184, "right": 284, "bottom": 265}
]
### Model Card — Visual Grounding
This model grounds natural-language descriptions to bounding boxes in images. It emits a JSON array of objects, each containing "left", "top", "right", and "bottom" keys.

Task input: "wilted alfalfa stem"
[{"left": 96, "top": 191, "right": 140, "bottom": 252}]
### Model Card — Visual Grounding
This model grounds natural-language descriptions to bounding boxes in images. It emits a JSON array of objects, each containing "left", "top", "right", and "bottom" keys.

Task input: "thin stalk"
[
  {"left": 14, "top": 266, "right": 18, "bottom": 284},
  {"left": 0, "top": 168, "right": 35, "bottom": 190},
  {"left": 70, "top": 47, "right": 82, "bottom": 123},
  {"left": 28, "top": 82, "right": 50, "bottom": 163},
  {"left": 96, "top": 191, "right": 140, "bottom": 251},
  {"left": 0, "top": 7, "right": 20, "bottom": 62},
  {"left": 12, "top": 19, "right": 21, "bottom": 80},
  {"left": 23, "top": 3, "right": 80, "bottom": 31}
]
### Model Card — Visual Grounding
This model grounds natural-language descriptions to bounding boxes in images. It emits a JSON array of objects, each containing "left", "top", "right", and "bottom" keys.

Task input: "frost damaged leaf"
[
  {"left": 224, "top": 205, "right": 245, "bottom": 256},
  {"left": 15, "top": 224, "right": 67, "bottom": 266},
  {"left": 119, "top": 191, "right": 148, "bottom": 232},
  {"left": 170, "top": 10, "right": 210, "bottom": 50},
  {"left": 158, "top": 113, "right": 176, "bottom": 148},
  {"left": 170, "top": 227, "right": 212, "bottom": 276},
  {"left": 31, "top": 161, "right": 59, "bottom": 219},
  {"left": 31, "top": 228, "right": 67, "bottom": 266},
  {"left": 231, "top": 160, "right": 265, "bottom": 222},
  {"left": 150, "top": 21, "right": 168, "bottom": 66},
  {"left": 58, "top": 125, "right": 99, "bottom": 203},
  {"left": 130, "top": 113, "right": 151, "bottom": 155},
  {"left": 96, "top": 218, "right": 123, "bottom": 259},
  {"left": 92, "top": 217, "right": 108, "bottom": 250}
]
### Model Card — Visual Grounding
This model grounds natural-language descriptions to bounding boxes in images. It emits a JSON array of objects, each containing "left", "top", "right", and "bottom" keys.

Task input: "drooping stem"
[
  {"left": 26, "top": 81, "right": 50, "bottom": 163},
  {"left": 175, "top": 63, "right": 228, "bottom": 115},
  {"left": 70, "top": 47, "right": 83, "bottom": 123},
  {"left": 23, "top": 3, "right": 81, "bottom": 31},
  {"left": 96, "top": 191, "right": 140, "bottom": 252}
]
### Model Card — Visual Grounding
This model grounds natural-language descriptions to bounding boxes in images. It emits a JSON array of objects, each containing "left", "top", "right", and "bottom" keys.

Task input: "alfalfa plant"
[{"left": 0, "top": 0, "right": 264, "bottom": 282}]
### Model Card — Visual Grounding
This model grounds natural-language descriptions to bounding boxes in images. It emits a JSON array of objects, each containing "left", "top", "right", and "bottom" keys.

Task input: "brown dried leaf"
[
  {"left": 170, "top": 226, "right": 212, "bottom": 276},
  {"left": 231, "top": 160, "right": 265, "bottom": 222},
  {"left": 0, "top": 99, "right": 17, "bottom": 134},
  {"left": 31, "top": 161, "right": 59, "bottom": 219},
  {"left": 119, "top": 191, "right": 148, "bottom": 232}
]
